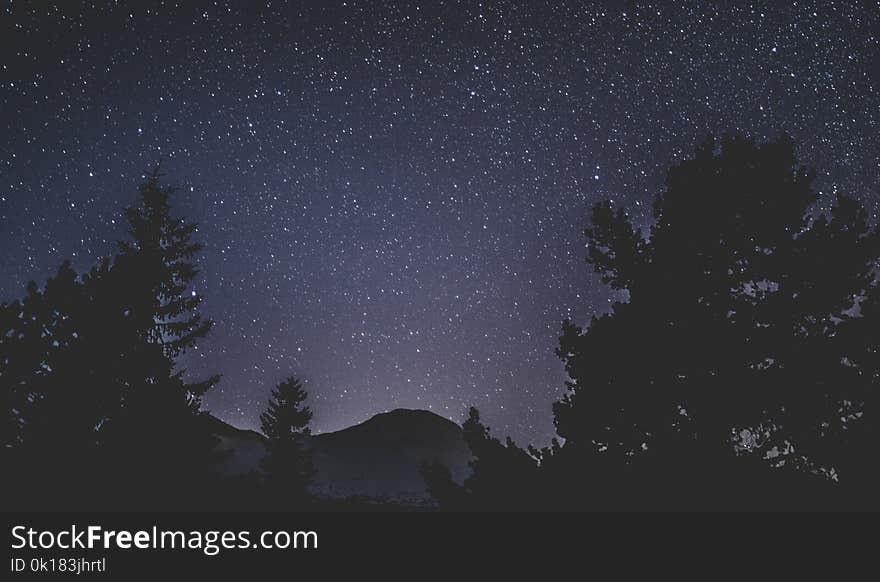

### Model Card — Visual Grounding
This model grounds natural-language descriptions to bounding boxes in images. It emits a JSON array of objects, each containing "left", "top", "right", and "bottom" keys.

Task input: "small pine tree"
[{"left": 260, "top": 377, "right": 314, "bottom": 507}]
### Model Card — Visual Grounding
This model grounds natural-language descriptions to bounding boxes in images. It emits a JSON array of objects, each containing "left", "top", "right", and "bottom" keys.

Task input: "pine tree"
[
  {"left": 260, "top": 376, "right": 314, "bottom": 507},
  {"left": 115, "top": 166, "right": 219, "bottom": 409},
  {"left": 118, "top": 166, "right": 214, "bottom": 366},
  {"left": 102, "top": 167, "right": 220, "bottom": 508}
]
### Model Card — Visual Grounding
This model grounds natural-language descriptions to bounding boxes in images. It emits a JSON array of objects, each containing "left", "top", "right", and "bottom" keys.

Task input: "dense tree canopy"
[{"left": 550, "top": 135, "right": 880, "bottom": 507}]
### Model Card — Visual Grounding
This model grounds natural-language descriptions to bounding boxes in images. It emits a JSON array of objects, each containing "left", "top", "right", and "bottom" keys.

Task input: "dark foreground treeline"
[
  {"left": 423, "top": 136, "right": 880, "bottom": 510},
  {"left": 4, "top": 136, "right": 880, "bottom": 511},
  {"left": 2, "top": 169, "right": 314, "bottom": 511}
]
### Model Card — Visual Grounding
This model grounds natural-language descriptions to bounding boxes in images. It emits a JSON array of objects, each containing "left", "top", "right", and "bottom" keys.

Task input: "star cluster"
[{"left": 2, "top": 1, "right": 878, "bottom": 444}]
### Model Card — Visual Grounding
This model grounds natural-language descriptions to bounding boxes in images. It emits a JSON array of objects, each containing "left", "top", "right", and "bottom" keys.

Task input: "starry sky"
[{"left": 1, "top": 1, "right": 878, "bottom": 445}]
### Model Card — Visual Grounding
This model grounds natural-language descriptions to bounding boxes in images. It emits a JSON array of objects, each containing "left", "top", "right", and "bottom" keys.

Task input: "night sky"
[{"left": 2, "top": 1, "right": 878, "bottom": 445}]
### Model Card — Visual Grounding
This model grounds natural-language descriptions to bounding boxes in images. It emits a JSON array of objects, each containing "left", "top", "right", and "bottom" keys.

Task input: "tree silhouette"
[
  {"left": 0, "top": 262, "right": 113, "bottom": 503},
  {"left": 423, "top": 407, "right": 541, "bottom": 510},
  {"left": 553, "top": 135, "right": 880, "bottom": 508},
  {"left": 260, "top": 376, "right": 314, "bottom": 508},
  {"left": 2, "top": 168, "right": 222, "bottom": 509},
  {"left": 1, "top": 289, "right": 43, "bottom": 454},
  {"left": 97, "top": 167, "right": 221, "bottom": 508},
  {"left": 117, "top": 166, "right": 214, "bottom": 366}
]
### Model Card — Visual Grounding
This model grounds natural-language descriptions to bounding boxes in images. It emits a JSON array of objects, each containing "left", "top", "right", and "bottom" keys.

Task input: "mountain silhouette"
[{"left": 206, "top": 409, "right": 473, "bottom": 506}]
